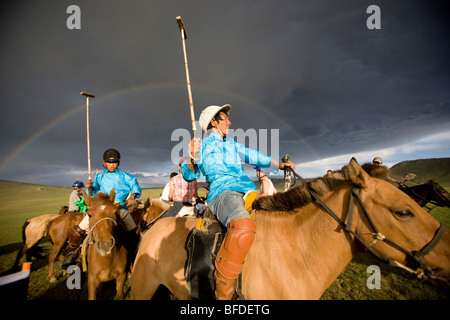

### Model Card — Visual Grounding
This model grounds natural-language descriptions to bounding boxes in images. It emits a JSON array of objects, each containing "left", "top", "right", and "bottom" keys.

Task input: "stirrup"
[{"left": 243, "top": 190, "right": 257, "bottom": 212}]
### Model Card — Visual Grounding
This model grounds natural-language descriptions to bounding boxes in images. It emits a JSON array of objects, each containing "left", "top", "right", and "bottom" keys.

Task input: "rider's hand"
[
  {"left": 189, "top": 137, "right": 201, "bottom": 159},
  {"left": 85, "top": 179, "right": 93, "bottom": 188},
  {"left": 279, "top": 160, "right": 295, "bottom": 171}
]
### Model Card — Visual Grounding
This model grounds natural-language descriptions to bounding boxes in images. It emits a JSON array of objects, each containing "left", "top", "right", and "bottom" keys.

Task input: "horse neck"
[{"left": 245, "top": 184, "right": 357, "bottom": 299}]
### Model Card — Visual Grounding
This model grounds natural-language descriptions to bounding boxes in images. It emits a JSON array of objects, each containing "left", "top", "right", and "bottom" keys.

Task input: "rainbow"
[{"left": 0, "top": 83, "right": 320, "bottom": 175}]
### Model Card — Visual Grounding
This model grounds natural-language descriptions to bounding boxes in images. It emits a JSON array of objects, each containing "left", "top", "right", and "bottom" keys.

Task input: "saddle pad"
[{"left": 184, "top": 226, "right": 224, "bottom": 299}]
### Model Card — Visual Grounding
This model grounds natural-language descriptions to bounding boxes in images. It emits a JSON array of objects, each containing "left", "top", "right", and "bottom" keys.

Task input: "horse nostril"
[{"left": 95, "top": 237, "right": 115, "bottom": 256}]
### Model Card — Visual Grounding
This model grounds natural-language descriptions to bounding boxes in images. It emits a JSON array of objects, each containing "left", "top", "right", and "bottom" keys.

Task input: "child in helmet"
[
  {"left": 182, "top": 104, "right": 295, "bottom": 299},
  {"left": 62, "top": 148, "right": 142, "bottom": 270},
  {"left": 68, "top": 181, "right": 84, "bottom": 212}
]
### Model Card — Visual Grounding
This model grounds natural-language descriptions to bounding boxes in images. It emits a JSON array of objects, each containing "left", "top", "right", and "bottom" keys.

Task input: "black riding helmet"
[{"left": 103, "top": 148, "right": 121, "bottom": 163}]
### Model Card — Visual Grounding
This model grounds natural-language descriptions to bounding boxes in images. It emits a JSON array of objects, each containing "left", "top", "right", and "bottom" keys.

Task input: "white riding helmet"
[{"left": 199, "top": 104, "right": 232, "bottom": 132}]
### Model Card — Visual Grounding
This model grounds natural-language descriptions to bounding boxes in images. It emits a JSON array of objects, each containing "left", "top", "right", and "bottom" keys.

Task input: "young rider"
[
  {"left": 68, "top": 181, "right": 84, "bottom": 212},
  {"left": 181, "top": 104, "right": 295, "bottom": 299},
  {"left": 62, "top": 148, "right": 142, "bottom": 269}
]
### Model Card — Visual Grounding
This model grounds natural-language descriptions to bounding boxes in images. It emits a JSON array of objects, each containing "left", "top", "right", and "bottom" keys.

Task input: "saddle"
[{"left": 183, "top": 191, "right": 257, "bottom": 300}]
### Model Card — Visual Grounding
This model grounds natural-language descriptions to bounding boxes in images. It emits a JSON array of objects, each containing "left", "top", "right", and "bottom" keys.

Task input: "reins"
[{"left": 285, "top": 167, "right": 448, "bottom": 284}]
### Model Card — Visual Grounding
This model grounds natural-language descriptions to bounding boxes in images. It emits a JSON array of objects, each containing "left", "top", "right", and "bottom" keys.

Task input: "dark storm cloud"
[{"left": 0, "top": 0, "right": 449, "bottom": 187}]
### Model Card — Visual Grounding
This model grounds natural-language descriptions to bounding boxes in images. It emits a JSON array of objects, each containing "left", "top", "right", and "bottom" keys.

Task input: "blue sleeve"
[
  {"left": 181, "top": 160, "right": 201, "bottom": 182},
  {"left": 123, "top": 172, "right": 142, "bottom": 199},
  {"left": 235, "top": 141, "right": 272, "bottom": 167},
  {"left": 88, "top": 174, "right": 101, "bottom": 196}
]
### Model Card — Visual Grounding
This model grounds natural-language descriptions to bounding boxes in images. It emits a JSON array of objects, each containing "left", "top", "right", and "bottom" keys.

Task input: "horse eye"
[{"left": 394, "top": 210, "right": 413, "bottom": 218}]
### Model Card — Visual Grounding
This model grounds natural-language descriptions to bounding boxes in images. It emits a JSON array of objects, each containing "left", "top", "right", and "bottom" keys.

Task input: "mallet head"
[
  {"left": 80, "top": 91, "right": 95, "bottom": 98},
  {"left": 176, "top": 16, "right": 187, "bottom": 39}
]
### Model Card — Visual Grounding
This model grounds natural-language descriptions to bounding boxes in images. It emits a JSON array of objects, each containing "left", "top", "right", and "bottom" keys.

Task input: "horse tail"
[{"left": 22, "top": 220, "right": 30, "bottom": 243}]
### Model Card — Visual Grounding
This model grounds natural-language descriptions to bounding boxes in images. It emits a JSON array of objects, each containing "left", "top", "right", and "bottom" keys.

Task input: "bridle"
[
  {"left": 88, "top": 217, "right": 118, "bottom": 256},
  {"left": 286, "top": 167, "right": 448, "bottom": 284}
]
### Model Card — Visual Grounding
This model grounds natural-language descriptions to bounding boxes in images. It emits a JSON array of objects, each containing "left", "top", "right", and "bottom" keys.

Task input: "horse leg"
[
  {"left": 114, "top": 273, "right": 127, "bottom": 300},
  {"left": 12, "top": 245, "right": 29, "bottom": 271},
  {"left": 88, "top": 274, "right": 100, "bottom": 300},
  {"left": 48, "top": 240, "right": 65, "bottom": 282},
  {"left": 13, "top": 225, "right": 43, "bottom": 270}
]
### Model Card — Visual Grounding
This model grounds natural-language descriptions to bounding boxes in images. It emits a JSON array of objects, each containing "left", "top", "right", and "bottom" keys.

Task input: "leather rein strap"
[{"left": 285, "top": 167, "right": 448, "bottom": 283}]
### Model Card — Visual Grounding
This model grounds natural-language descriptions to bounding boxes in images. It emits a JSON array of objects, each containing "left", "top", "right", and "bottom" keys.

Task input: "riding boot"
[
  {"left": 62, "top": 225, "right": 87, "bottom": 270},
  {"left": 214, "top": 217, "right": 256, "bottom": 300}
]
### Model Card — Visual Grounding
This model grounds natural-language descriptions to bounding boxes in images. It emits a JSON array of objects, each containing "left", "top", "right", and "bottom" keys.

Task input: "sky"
[{"left": 0, "top": 0, "right": 449, "bottom": 187}]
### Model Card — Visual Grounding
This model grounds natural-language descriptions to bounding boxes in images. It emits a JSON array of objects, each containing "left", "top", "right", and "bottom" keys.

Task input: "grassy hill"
[
  {"left": 263, "top": 158, "right": 450, "bottom": 190},
  {"left": 389, "top": 158, "right": 450, "bottom": 186}
]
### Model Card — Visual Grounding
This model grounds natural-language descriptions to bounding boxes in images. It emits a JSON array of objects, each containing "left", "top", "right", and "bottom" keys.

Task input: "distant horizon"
[{"left": 2, "top": 155, "right": 448, "bottom": 189}]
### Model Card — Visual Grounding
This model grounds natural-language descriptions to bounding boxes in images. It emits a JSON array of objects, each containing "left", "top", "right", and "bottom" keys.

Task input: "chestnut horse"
[
  {"left": 12, "top": 213, "right": 60, "bottom": 270},
  {"left": 131, "top": 158, "right": 450, "bottom": 299},
  {"left": 84, "top": 189, "right": 128, "bottom": 300},
  {"left": 41, "top": 199, "right": 146, "bottom": 282},
  {"left": 12, "top": 206, "right": 70, "bottom": 271},
  {"left": 139, "top": 198, "right": 169, "bottom": 233},
  {"left": 46, "top": 212, "right": 83, "bottom": 282},
  {"left": 399, "top": 180, "right": 450, "bottom": 209}
]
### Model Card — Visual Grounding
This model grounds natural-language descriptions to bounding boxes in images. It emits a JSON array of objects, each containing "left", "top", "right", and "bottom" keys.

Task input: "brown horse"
[
  {"left": 84, "top": 189, "right": 128, "bottom": 300},
  {"left": 42, "top": 199, "right": 146, "bottom": 283},
  {"left": 127, "top": 199, "right": 150, "bottom": 235},
  {"left": 399, "top": 180, "right": 450, "bottom": 210},
  {"left": 12, "top": 206, "right": 70, "bottom": 271},
  {"left": 12, "top": 214, "right": 60, "bottom": 271},
  {"left": 46, "top": 212, "right": 83, "bottom": 282},
  {"left": 139, "top": 198, "right": 170, "bottom": 233},
  {"left": 131, "top": 158, "right": 450, "bottom": 299}
]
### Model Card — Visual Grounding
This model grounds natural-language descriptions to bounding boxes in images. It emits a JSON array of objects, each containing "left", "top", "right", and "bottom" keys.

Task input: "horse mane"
[{"left": 253, "top": 163, "right": 390, "bottom": 212}]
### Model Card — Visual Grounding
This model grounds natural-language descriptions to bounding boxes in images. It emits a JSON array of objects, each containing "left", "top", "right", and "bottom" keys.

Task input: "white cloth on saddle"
[{"left": 177, "top": 206, "right": 195, "bottom": 217}]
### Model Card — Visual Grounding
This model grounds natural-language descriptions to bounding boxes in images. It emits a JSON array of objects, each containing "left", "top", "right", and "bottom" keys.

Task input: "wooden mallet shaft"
[
  {"left": 80, "top": 91, "right": 95, "bottom": 180},
  {"left": 176, "top": 16, "right": 199, "bottom": 161}
]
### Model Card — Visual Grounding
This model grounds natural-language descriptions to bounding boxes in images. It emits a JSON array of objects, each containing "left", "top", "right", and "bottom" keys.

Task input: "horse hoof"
[{"left": 49, "top": 277, "right": 57, "bottom": 283}]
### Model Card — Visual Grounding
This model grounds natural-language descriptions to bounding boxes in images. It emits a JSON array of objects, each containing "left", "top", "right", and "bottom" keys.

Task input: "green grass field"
[{"left": 0, "top": 179, "right": 448, "bottom": 300}]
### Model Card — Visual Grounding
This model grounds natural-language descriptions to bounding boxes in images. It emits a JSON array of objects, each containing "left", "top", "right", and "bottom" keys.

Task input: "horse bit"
[{"left": 286, "top": 167, "right": 448, "bottom": 284}]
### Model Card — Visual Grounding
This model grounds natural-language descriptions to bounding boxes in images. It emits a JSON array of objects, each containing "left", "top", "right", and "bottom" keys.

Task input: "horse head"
[
  {"left": 346, "top": 158, "right": 450, "bottom": 285},
  {"left": 84, "top": 189, "right": 119, "bottom": 256},
  {"left": 139, "top": 198, "right": 170, "bottom": 232}
]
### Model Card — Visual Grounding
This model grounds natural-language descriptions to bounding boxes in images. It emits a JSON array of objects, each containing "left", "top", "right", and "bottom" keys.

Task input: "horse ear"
[
  {"left": 84, "top": 191, "right": 93, "bottom": 206},
  {"left": 348, "top": 157, "right": 370, "bottom": 189},
  {"left": 109, "top": 188, "right": 116, "bottom": 202},
  {"left": 145, "top": 197, "right": 151, "bottom": 209}
]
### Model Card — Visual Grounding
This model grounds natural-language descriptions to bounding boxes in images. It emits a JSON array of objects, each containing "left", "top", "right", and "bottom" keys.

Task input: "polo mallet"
[
  {"left": 80, "top": 91, "right": 95, "bottom": 180},
  {"left": 176, "top": 16, "right": 199, "bottom": 161}
]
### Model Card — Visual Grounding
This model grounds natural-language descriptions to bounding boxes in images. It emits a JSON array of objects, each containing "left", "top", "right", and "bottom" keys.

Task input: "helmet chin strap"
[{"left": 213, "top": 120, "right": 225, "bottom": 138}]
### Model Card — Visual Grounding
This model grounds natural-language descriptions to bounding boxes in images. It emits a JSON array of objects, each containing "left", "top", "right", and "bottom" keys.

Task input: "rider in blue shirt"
[
  {"left": 182, "top": 104, "right": 295, "bottom": 299},
  {"left": 62, "top": 148, "right": 142, "bottom": 270},
  {"left": 89, "top": 167, "right": 142, "bottom": 209}
]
